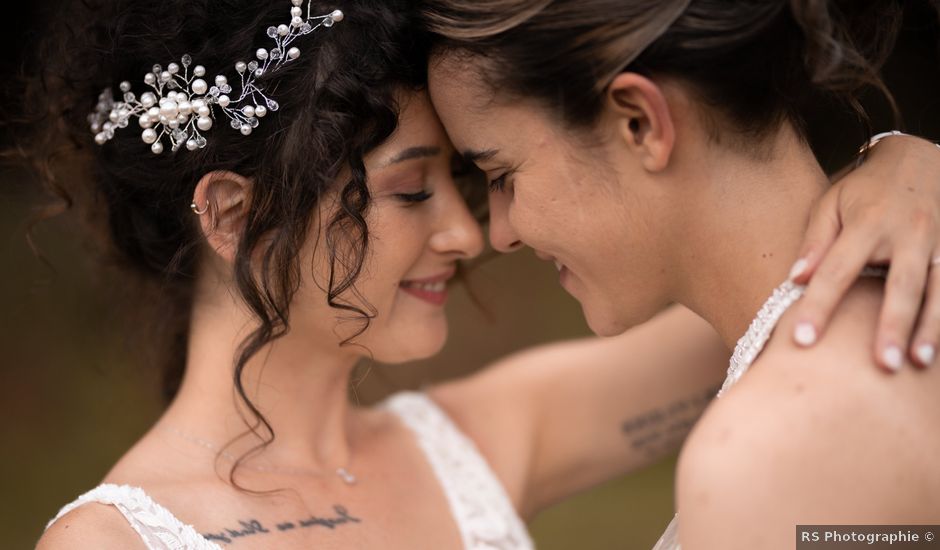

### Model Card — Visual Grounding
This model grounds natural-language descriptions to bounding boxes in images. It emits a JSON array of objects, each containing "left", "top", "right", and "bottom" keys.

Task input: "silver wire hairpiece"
[{"left": 88, "top": 1, "right": 344, "bottom": 155}]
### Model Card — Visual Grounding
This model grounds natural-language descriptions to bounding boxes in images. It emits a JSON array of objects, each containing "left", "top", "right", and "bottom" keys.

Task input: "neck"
[
  {"left": 669, "top": 127, "right": 829, "bottom": 349},
  {"left": 161, "top": 273, "right": 362, "bottom": 473}
]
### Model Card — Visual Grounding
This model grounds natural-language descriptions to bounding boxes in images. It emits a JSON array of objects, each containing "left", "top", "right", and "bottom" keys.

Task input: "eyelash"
[
  {"left": 489, "top": 170, "right": 513, "bottom": 193},
  {"left": 396, "top": 190, "right": 434, "bottom": 204}
]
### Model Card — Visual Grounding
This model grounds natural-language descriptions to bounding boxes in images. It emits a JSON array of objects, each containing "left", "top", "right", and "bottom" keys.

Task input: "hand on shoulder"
[{"left": 675, "top": 280, "right": 940, "bottom": 550}]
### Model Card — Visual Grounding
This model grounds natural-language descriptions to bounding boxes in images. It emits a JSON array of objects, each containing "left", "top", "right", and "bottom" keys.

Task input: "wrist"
[{"left": 859, "top": 131, "right": 940, "bottom": 156}]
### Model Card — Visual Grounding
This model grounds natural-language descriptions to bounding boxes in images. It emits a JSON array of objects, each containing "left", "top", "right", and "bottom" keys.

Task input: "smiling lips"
[{"left": 400, "top": 269, "right": 455, "bottom": 306}]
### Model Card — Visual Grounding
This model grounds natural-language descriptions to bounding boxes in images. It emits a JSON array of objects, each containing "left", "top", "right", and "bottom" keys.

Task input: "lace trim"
[
  {"left": 383, "top": 391, "right": 534, "bottom": 550},
  {"left": 46, "top": 483, "right": 221, "bottom": 550}
]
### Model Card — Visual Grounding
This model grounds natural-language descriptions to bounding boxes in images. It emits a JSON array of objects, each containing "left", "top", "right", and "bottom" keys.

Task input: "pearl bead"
[
  {"left": 144, "top": 73, "right": 156, "bottom": 85},
  {"left": 256, "top": 48, "right": 268, "bottom": 61},
  {"left": 119, "top": 81, "right": 131, "bottom": 92},
  {"left": 191, "top": 79, "right": 208, "bottom": 95},
  {"left": 159, "top": 100, "right": 179, "bottom": 119},
  {"left": 138, "top": 115, "right": 152, "bottom": 128},
  {"left": 197, "top": 105, "right": 211, "bottom": 117},
  {"left": 215, "top": 75, "right": 227, "bottom": 87},
  {"left": 151, "top": 142, "right": 164, "bottom": 154},
  {"left": 287, "top": 47, "right": 300, "bottom": 60},
  {"left": 177, "top": 101, "right": 192, "bottom": 116},
  {"left": 254, "top": 105, "right": 267, "bottom": 118},
  {"left": 277, "top": 24, "right": 289, "bottom": 36},
  {"left": 242, "top": 105, "right": 255, "bottom": 117},
  {"left": 235, "top": 61, "right": 247, "bottom": 74},
  {"left": 176, "top": 114, "right": 188, "bottom": 124},
  {"left": 148, "top": 107, "right": 160, "bottom": 118},
  {"left": 291, "top": 0, "right": 302, "bottom": 6},
  {"left": 158, "top": 115, "right": 168, "bottom": 125},
  {"left": 193, "top": 65, "right": 206, "bottom": 77},
  {"left": 94, "top": 133, "right": 108, "bottom": 145},
  {"left": 168, "top": 63, "right": 179, "bottom": 74},
  {"left": 160, "top": 71, "right": 171, "bottom": 82},
  {"left": 197, "top": 116, "right": 213, "bottom": 131},
  {"left": 141, "top": 92, "right": 156, "bottom": 108},
  {"left": 168, "top": 119, "right": 179, "bottom": 129},
  {"left": 167, "top": 91, "right": 178, "bottom": 102},
  {"left": 240, "top": 124, "right": 252, "bottom": 136},
  {"left": 108, "top": 111, "right": 119, "bottom": 123},
  {"left": 186, "top": 139, "right": 198, "bottom": 151},
  {"left": 331, "top": 10, "right": 344, "bottom": 22},
  {"left": 291, "top": 16, "right": 303, "bottom": 27},
  {"left": 141, "top": 128, "right": 157, "bottom": 144},
  {"left": 192, "top": 99, "right": 205, "bottom": 110},
  {"left": 291, "top": 6, "right": 301, "bottom": 17},
  {"left": 218, "top": 95, "right": 230, "bottom": 108}
]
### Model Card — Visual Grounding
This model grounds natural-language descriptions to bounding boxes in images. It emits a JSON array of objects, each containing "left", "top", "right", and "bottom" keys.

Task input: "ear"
[
  {"left": 604, "top": 73, "right": 676, "bottom": 172},
  {"left": 191, "top": 170, "right": 252, "bottom": 263}
]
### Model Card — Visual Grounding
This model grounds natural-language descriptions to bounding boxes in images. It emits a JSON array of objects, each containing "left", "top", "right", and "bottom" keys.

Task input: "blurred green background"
[{"left": 2, "top": 2, "right": 939, "bottom": 549}]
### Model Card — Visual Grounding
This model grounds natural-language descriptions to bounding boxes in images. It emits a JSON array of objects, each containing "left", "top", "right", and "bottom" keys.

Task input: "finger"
[
  {"left": 875, "top": 244, "right": 930, "bottom": 372},
  {"left": 791, "top": 226, "right": 878, "bottom": 347},
  {"left": 910, "top": 255, "right": 940, "bottom": 369},
  {"left": 790, "top": 189, "right": 841, "bottom": 284}
]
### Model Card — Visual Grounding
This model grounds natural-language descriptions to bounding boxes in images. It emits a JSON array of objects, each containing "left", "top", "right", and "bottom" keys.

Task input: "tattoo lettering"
[
  {"left": 621, "top": 385, "right": 719, "bottom": 458},
  {"left": 202, "top": 506, "right": 362, "bottom": 544}
]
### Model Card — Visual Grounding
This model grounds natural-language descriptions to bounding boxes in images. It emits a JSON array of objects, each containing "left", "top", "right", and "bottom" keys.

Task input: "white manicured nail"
[
  {"left": 788, "top": 258, "right": 809, "bottom": 281},
  {"left": 915, "top": 344, "right": 935, "bottom": 366},
  {"left": 794, "top": 322, "right": 817, "bottom": 346},
  {"left": 882, "top": 346, "right": 903, "bottom": 372}
]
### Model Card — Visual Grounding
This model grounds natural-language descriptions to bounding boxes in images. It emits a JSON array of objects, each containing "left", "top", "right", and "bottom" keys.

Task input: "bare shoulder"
[
  {"left": 37, "top": 502, "right": 146, "bottom": 550},
  {"left": 676, "top": 281, "right": 940, "bottom": 549}
]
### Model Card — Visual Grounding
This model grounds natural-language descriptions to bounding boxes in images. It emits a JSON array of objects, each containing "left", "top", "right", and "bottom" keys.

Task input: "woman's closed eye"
[
  {"left": 488, "top": 170, "right": 514, "bottom": 193},
  {"left": 396, "top": 190, "right": 434, "bottom": 204}
]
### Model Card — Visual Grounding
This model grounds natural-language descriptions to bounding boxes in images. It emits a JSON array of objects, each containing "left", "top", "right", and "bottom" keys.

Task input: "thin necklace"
[{"left": 162, "top": 425, "right": 358, "bottom": 485}]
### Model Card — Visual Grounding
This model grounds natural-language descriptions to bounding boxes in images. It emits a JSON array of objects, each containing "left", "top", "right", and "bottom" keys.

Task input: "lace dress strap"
[
  {"left": 46, "top": 483, "right": 221, "bottom": 550},
  {"left": 383, "top": 391, "right": 534, "bottom": 550}
]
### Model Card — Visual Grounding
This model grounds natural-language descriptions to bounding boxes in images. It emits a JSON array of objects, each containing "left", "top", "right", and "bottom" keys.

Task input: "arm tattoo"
[
  {"left": 202, "top": 505, "right": 361, "bottom": 544},
  {"left": 621, "top": 385, "right": 720, "bottom": 459}
]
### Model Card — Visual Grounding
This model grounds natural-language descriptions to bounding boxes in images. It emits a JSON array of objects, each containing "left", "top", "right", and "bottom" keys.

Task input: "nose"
[
  {"left": 429, "top": 186, "right": 485, "bottom": 260},
  {"left": 487, "top": 190, "right": 523, "bottom": 253}
]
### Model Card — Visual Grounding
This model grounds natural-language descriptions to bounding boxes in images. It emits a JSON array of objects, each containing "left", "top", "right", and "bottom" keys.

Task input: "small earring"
[{"left": 190, "top": 201, "right": 209, "bottom": 215}]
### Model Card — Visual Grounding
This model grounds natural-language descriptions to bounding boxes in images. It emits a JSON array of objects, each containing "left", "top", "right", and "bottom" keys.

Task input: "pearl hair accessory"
[{"left": 88, "top": 1, "right": 344, "bottom": 154}]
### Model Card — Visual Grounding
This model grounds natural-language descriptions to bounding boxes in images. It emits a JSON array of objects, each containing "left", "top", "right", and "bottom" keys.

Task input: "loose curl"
[{"left": 10, "top": 0, "right": 429, "bottom": 484}]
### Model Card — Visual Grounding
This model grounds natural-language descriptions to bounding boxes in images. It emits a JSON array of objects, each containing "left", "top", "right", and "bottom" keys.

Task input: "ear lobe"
[
  {"left": 606, "top": 73, "right": 676, "bottom": 172},
  {"left": 192, "top": 171, "right": 253, "bottom": 263}
]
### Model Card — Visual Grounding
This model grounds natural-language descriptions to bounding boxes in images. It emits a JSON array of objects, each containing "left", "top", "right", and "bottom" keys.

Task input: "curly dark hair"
[{"left": 11, "top": 0, "right": 434, "bottom": 478}]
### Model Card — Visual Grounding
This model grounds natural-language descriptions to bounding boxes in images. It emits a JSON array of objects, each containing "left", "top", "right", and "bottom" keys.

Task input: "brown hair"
[
  {"left": 421, "top": 0, "right": 906, "bottom": 146},
  {"left": 10, "top": 0, "right": 429, "bottom": 478}
]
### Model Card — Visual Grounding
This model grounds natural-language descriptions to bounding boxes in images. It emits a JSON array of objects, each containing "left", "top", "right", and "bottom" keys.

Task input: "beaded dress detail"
[{"left": 45, "top": 392, "right": 532, "bottom": 549}]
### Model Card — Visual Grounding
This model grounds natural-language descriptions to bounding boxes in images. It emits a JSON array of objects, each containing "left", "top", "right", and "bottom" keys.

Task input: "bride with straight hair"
[
  {"left": 18, "top": 0, "right": 940, "bottom": 548},
  {"left": 421, "top": 0, "right": 940, "bottom": 548}
]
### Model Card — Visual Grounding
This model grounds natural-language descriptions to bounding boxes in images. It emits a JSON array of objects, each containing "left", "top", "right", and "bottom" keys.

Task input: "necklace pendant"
[{"left": 336, "top": 467, "right": 357, "bottom": 485}]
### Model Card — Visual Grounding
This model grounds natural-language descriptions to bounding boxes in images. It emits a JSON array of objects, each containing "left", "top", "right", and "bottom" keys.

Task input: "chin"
[
  {"left": 581, "top": 300, "right": 639, "bottom": 338},
  {"left": 375, "top": 320, "right": 449, "bottom": 364}
]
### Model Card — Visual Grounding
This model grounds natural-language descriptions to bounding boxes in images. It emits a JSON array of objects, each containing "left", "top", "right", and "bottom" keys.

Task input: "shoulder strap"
[
  {"left": 46, "top": 484, "right": 222, "bottom": 550},
  {"left": 383, "top": 391, "right": 534, "bottom": 550}
]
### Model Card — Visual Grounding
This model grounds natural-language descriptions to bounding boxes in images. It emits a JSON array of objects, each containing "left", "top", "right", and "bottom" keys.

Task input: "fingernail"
[
  {"left": 794, "top": 322, "right": 817, "bottom": 347},
  {"left": 882, "top": 346, "right": 903, "bottom": 372},
  {"left": 915, "top": 343, "right": 935, "bottom": 366},
  {"left": 788, "top": 258, "right": 809, "bottom": 281}
]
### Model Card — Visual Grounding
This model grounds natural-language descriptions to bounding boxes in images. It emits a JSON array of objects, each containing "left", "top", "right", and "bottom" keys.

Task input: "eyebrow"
[
  {"left": 462, "top": 149, "right": 499, "bottom": 163},
  {"left": 386, "top": 146, "right": 443, "bottom": 166}
]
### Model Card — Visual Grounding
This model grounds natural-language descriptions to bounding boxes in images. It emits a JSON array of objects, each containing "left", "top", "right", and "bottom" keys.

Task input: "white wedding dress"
[
  {"left": 45, "top": 391, "right": 534, "bottom": 550},
  {"left": 651, "top": 272, "right": 885, "bottom": 550}
]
